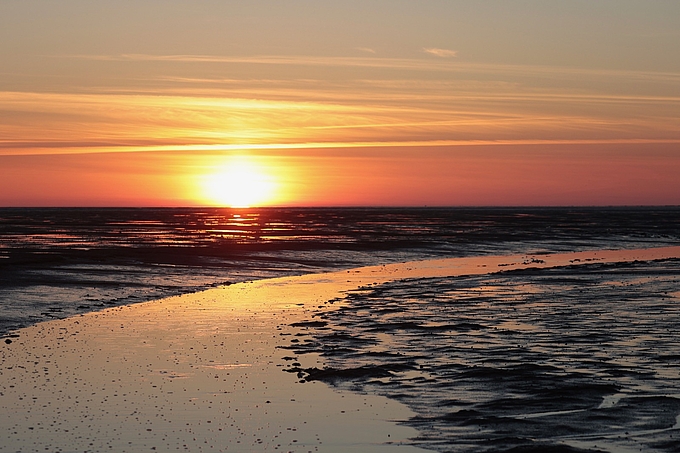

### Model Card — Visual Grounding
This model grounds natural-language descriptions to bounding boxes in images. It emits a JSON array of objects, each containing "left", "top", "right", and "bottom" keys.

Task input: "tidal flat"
[{"left": 2, "top": 247, "right": 680, "bottom": 452}]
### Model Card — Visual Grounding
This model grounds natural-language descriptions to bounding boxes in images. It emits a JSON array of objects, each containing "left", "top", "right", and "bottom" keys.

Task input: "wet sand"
[{"left": 2, "top": 246, "right": 680, "bottom": 452}]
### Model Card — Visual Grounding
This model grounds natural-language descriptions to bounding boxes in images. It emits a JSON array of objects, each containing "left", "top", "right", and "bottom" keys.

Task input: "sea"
[{"left": 2, "top": 206, "right": 680, "bottom": 452}]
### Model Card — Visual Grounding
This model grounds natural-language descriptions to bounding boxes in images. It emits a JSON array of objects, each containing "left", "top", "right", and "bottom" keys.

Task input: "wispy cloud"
[
  {"left": 357, "top": 47, "right": 376, "bottom": 54},
  {"left": 423, "top": 48, "right": 458, "bottom": 58},
  {"left": 3, "top": 139, "right": 680, "bottom": 157},
  {"left": 57, "top": 53, "right": 680, "bottom": 84},
  {"left": 4, "top": 50, "right": 680, "bottom": 159},
  {"left": 61, "top": 53, "right": 438, "bottom": 70}
]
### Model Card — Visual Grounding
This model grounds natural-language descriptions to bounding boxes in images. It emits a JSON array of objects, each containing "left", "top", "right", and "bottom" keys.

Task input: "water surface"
[{"left": 2, "top": 207, "right": 679, "bottom": 336}]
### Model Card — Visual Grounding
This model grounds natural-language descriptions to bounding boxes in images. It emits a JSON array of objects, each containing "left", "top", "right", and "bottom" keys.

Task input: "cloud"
[
  {"left": 3, "top": 138, "right": 680, "bottom": 157},
  {"left": 57, "top": 53, "right": 680, "bottom": 83},
  {"left": 423, "top": 48, "right": 458, "bottom": 58},
  {"left": 357, "top": 47, "right": 376, "bottom": 54}
]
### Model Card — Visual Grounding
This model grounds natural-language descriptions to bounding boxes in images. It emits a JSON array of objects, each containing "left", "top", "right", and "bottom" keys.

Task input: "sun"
[{"left": 202, "top": 156, "right": 277, "bottom": 208}]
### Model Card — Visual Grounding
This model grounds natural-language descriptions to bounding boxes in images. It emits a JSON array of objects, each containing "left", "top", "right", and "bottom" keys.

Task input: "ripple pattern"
[{"left": 285, "top": 259, "right": 680, "bottom": 452}]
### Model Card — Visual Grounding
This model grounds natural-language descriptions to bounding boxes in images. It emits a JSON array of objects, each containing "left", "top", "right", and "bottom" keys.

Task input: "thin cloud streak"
[
  {"left": 58, "top": 54, "right": 680, "bottom": 83},
  {"left": 423, "top": 48, "right": 458, "bottom": 58},
  {"left": 2, "top": 139, "right": 680, "bottom": 157},
  {"left": 129, "top": 79, "right": 680, "bottom": 106}
]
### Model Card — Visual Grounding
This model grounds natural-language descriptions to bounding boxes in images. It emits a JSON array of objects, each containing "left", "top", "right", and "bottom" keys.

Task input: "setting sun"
[{"left": 201, "top": 156, "right": 278, "bottom": 207}]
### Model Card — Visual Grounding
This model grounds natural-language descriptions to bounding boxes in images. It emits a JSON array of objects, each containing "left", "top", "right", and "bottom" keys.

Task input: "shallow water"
[{"left": 284, "top": 258, "right": 680, "bottom": 452}]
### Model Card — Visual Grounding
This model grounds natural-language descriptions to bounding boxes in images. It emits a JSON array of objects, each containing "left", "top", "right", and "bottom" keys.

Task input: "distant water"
[{"left": 1, "top": 207, "right": 679, "bottom": 336}]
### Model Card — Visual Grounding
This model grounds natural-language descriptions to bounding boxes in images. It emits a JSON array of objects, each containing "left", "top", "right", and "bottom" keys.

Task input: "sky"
[{"left": 1, "top": 0, "right": 679, "bottom": 207}]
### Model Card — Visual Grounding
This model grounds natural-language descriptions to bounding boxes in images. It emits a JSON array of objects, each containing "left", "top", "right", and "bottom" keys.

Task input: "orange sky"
[{"left": 1, "top": 1, "right": 679, "bottom": 206}]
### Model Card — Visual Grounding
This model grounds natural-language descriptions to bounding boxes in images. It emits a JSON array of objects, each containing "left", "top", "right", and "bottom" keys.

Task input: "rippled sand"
[{"left": 2, "top": 246, "right": 680, "bottom": 452}]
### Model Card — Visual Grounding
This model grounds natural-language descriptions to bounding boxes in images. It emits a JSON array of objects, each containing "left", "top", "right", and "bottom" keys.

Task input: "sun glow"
[{"left": 202, "top": 156, "right": 278, "bottom": 207}]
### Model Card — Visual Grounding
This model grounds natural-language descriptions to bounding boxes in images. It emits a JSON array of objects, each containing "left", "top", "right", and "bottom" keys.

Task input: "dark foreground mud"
[{"left": 284, "top": 259, "right": 680, "bottom": 452}]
